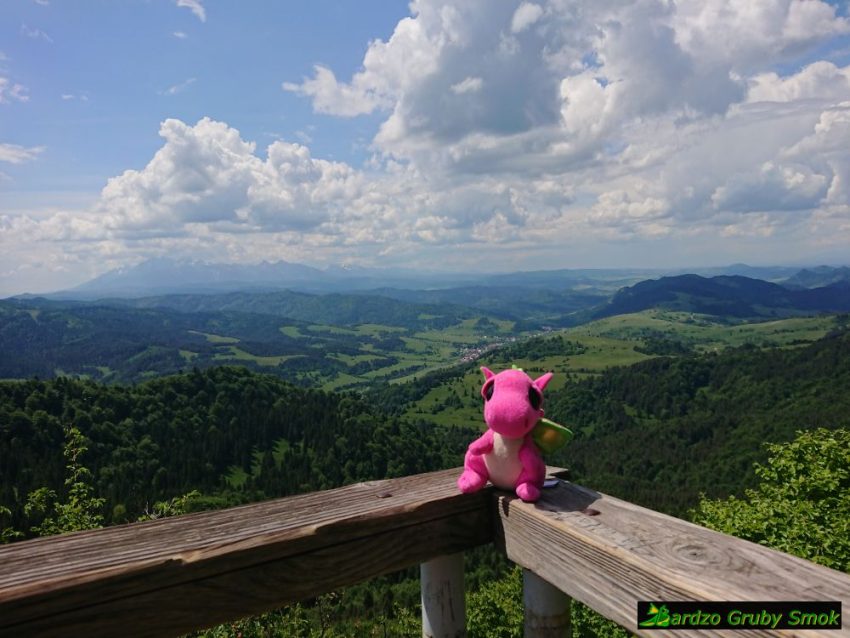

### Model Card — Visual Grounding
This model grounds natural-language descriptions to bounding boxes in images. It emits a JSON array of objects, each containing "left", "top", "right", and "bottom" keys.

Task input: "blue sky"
[
  {"left": 2, "top": 0, "right": 850, "bottom": 295},
  {"left": 1, "top": 1, "right": 407, "bottom": 202}
]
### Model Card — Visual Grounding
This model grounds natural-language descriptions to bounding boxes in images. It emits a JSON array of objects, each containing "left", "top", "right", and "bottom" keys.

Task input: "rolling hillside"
[
  {"left": 356, "top": 285, "right": 607, "bottom": 326},
  {"left": 0, "top": 297, "right": 518, "bottom": 387},
  {"left": 595, "top": 274, "right": 850, "bottom": 319},
  {"left": 106, "top": 289, "right": 478, "bottom": 329},
  {"left": 781, "top": 265, "right": 850, "bottom": 289},
  {"left": 547, "top": 329, "right": 850, "bottom": 515}
]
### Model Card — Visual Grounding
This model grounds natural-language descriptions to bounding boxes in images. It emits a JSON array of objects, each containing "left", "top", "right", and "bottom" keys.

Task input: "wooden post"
[
  {"left": 421, "top": 553, "right": 466, "bottom": 638},
  {"left": 523, "top": 569, "right": 570, "bottom": 638}
]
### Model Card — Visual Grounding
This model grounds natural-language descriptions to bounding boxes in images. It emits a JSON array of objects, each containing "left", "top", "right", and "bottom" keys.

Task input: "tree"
[
  {"left": 0, "top": 505, "right": 22, "bottom": 544},
  {"left": 691, "top": 428, "right": 850, "bottom": 572},
  {"left": 138, "top": 490, "right": 202, "bottom": 521},
  {"left": 24, "top": 426, "right": 105, "bottom": 537},
  {"left": 466, "top": 567, "right": 523, "bottom": 638}
]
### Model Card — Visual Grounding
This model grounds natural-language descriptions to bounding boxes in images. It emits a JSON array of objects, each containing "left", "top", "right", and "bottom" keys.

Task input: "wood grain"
[
  {"left": 4, "top": 467, "right": 846, "bottom": 638},
  {"left": 494, "top": 479, "right": 850, "bottom": 638},
  {"left": 0, "top": 468, "right": 493, "bottom": 637}
]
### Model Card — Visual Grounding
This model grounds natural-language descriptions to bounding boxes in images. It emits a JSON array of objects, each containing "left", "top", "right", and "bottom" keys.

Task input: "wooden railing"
[{"left": 1, "top": 468, "right": 848, "bottom": 637}]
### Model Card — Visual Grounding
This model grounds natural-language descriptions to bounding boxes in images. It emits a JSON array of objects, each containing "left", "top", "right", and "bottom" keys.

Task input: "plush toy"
[{"left": 457, "top": 366, "right": 569, "bottom": 502}]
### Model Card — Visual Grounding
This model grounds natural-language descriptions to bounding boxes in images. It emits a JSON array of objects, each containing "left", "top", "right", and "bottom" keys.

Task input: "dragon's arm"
[{"left": 466, "top": 429, "right": 494, "bottom": 455}]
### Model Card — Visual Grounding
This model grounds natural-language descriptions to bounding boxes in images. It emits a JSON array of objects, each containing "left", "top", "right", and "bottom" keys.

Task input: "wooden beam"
[
  {"left": 0, "top": 468, "right": 493, "bottom": 638},
  {"left": 494, "top": 479, "right": 850, "bottom": 638}
]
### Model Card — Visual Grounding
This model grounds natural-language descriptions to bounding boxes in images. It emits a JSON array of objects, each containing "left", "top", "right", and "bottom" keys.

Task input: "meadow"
[{"left": 402, "top": 311, "right": 840, "bottom": 429}]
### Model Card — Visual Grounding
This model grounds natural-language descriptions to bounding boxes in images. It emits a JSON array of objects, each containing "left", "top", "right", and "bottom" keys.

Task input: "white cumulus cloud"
[
  {"left": 511, "top": 2, "right": 544, "bottom": 33},
  {"left": 451, "top": 76, "right": 483, "bottom": 94},
  {"left": 161, "top": 77, "right": 197, "bottom": 96},
  {"left": 748, "top": 61, "right": 850, "bottom": 103},
  {"left": 96, "top": 118, "right": 364, "bottom": 235},
  {"left": 0, "top": 77, "right": 29, "bottom": 103},
  {"left": 176, "top": 0, "right": 206, "bottom": 23},
  {"left": 6, "top": 0, "right": 850, "bottom": 293},
  {"left": 20, "top": 24, "right": 53, "bottom": 43},
  {"left": 0, "top": 143, "right": 44, "bottom": 164}
]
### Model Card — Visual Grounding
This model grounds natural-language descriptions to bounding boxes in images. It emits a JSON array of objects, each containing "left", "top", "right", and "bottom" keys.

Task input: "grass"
[
  {"left": 354, "top": 323, "right": 407, "bottom": 335},
  {"left": 127, "top": 345, "right": 174, "bottom": 363},
  {"left": 401, "top": 311, "right": 841, "bottom": 428},
  {"left": 399, "top": 336, "right": 434, "bottom": 354},
  {"left": 323, "top": 372, "right": 366, "bottom": 391},
  {"left": 188, "top": 330, "right": 239, "bottom": 344},
  {"left": 328, "top": 353, "right": 384, "bottom": 365},
  {"left": 110, "top": 310, "right": 840, "bottom": 397},
  {"left": 213, "top": 346, "right": 305, "bottom": 367},
  {"left": 294, "top": 317, "right": 535, "bottom": 388},
  {"left": 279, "top": 325, "right": 302, "bottom": 338},
  {"left": 570, "top": 310, "right": 837, "bottom": 352},
  {"left": 306, "top": 324, "right": 359, "bottom": 336}
]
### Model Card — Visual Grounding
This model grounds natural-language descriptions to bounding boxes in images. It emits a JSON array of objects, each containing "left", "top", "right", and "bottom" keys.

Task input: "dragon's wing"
[{"left": 531, "top": 417, "right": 573, "bottom": 454}]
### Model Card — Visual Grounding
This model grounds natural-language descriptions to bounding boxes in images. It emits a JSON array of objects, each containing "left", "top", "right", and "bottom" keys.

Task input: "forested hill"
[
  {"left": 355, "top": 286, "right": 607, "bottom": 324},
  {"left": 782, "top": 265, "right": 850, "bottom": 289},
  {"left": 595, "top": 274, "right": 850, "bottom": 319},
  {"left": 0, "top": 297, "right": 480, "bottom": 385},
  {"left": 0, "top": 367, "right": 472, "bottom": 533},
  {"left": 3, "top": 328, "right": 849, "bottom": 533},
  {"left": 99, "top": 289, "right": 478, "bottom": 329},
  {"left": 548, "top": 330, "right": 850, "bottom": 515}
]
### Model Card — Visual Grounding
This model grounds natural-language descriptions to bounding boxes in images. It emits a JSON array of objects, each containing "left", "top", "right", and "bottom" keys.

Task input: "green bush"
[{"left": 692, "top": 428, "right": 850, "bottom": 571}]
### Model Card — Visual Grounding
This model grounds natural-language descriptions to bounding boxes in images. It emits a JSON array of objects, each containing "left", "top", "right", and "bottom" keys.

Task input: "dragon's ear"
[
  {"left": 533, "top": 372, "right": 554, "bottom": 392},
  {"left": 481, "top": 366, "right": 495, "bottom": 380}
]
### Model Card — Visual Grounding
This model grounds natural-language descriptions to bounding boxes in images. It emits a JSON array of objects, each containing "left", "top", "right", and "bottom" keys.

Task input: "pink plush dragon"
[{"left": 457, "top": 366, "right": 554, "bottom": 502}]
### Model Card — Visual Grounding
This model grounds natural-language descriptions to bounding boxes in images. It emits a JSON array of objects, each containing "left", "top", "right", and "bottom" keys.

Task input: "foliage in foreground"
[
  {"left": 189, "top": 600, "right": 419, "bottom": 638},
  {"left": 4, "top": 372, "right": 847, "bottom": 636},
  {"left": 23, "top": 426, "right": 105, "bottom": 536},
  {"left": 692, "top": 427, "right": 850, "bottom": 572}
]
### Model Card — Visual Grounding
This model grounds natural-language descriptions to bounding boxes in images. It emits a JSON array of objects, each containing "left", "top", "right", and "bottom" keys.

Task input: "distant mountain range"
[
  {"left": 595, "top": 274, "right": 850, "bottom": 319},
  {"left": 36, "top": 258, "right": 658, "bottom": 298},
  {"left": 781, "top": 266, "right": 850, "bottom": 289},
  {"left": 105, "top": 289, "right": 479, "bottom": 328},
  {"left": 18, "top": 257, "right": 840, "bottom": 301},
  {"left": 63, "top": 258, "right": 460, "bottom": 297}
]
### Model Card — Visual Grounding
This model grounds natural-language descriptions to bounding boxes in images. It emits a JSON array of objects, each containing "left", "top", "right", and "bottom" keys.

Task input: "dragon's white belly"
[{"left": 484, "top": 433, "right": 524, "bottom": 489}]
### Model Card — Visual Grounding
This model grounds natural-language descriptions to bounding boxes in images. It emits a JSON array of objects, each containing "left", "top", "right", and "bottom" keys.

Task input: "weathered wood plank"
[
  {"left": 0, "top": 468, "right": 493, "bottom": 637},
  {"left": 494, "top": 480, "right": 850, "bottom": 638}
]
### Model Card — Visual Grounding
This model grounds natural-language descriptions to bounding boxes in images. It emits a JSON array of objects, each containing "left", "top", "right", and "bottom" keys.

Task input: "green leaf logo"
[{"left": 639, "top": 603, "right": 671, "bottom": 628}]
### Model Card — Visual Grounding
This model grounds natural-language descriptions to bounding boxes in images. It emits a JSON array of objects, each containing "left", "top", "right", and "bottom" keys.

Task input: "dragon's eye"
[
  {"left": 528, "top": 386, "right": 542, "bottom": 410},
  {"left": 482, "top": 380, "right": 494, "bottom": 401}
]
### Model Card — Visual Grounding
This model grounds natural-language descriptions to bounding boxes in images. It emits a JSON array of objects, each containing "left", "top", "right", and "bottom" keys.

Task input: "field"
[
  {"left": 179, "top": 316, "right": 525, "bottom": 391},
  {"left": 571, "top": 310, "right": 838, "bottom": 351},
  {"left": 402, "top": 311, "right": 841, "bottom": 430},
  {"left": 2, "top": 292, "right": 841, "bottom": 395}
]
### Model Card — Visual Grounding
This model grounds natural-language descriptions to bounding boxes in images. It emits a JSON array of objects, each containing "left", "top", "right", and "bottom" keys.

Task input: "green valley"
[
  {"left": 397, "top": 311, "right": 844, "bottom": 430},
  {"left": 0, "top": 296, "right": 524, "bottom": 390},
  {"left": 2, "top": 270, "right": 849, "bottom": 638}
]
